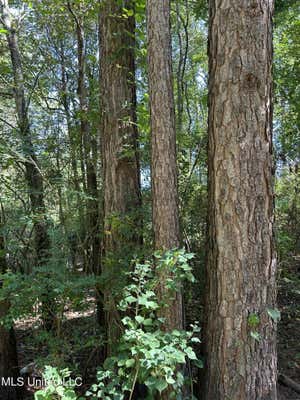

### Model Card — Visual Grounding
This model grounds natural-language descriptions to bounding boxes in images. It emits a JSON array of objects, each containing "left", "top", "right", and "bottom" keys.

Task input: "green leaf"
[
  {"left": 250, "top": 331, "right": 261, "bottom": 341},
  {"left": 62, "top": 390, "right": 77, "bottom": 400},
  {"left": 125, "top": 295, "right": 136, "bottom": 304},
  {"left": 155, "top": 379, "right": 168, "bottom": 393},
  {"left": 166, "top": 376, "right": 176, "bottom": 384},
  {"left": 267, "top": 308, "right": 281, "bottom": 322},
  {"left": 248, "top": 313, "right": 260, "bottom": 327},
  {"left": 56, "top": 386, "right": 65, "bottom": 396},
  {"left": 125, "top": 358, "right": 135, "bottom": 368},
  {"left": 143, "top": 318, "right": 153, "bottom": 326},
  {"left": 34, "top": 392, "right": 46, "bottom": 400},
  {"left": 185, "top": 347, "right": 197, "bottom": 360},
  {"left": 135, "top": 315, "right": 144, "bottom": 324},
  {"left": 194, "top": 359, "right": 204, "bottom": 368}
]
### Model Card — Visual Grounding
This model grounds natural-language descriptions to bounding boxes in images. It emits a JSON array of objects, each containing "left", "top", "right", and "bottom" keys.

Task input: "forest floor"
[{"left": 16, "top": 260, "right": 300, "bottom": 400}]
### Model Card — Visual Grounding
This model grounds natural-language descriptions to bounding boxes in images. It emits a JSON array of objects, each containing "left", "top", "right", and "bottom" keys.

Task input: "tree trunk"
[
  {"left": 0, "top": 214, "right": 21, "bottom": 400},
  {"left": 99, "top": 0, "right": 142, "bottom": 354},
  {"left": 1, "top": 0, "right": 53, "bottom": 330},
  {"left": 59, "top": 44, "right": 86, "bottom": 268},
  {"left": 75, "top": 15, "right": 100, "bottom": 276},
  {"left": 205, "top": 1, "right": 277, "bottom": 399},
  {"left": 147, "top": 0, "right": 182, "bottom": 331}
]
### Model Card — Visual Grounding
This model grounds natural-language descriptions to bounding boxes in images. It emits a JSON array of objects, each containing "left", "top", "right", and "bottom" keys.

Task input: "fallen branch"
[{"left": 278, "top": 373, "right": 300, "bottom": 394}]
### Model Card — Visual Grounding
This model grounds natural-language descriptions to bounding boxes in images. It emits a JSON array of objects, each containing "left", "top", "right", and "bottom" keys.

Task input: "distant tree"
[{"left": 67, "top": 1, "right": 100, "bottom": 276}]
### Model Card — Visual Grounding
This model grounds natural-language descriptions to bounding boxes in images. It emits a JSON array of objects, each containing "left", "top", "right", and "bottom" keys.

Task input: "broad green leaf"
[{"left": 267, "top": 308, "right": 281, "bottom": 322}]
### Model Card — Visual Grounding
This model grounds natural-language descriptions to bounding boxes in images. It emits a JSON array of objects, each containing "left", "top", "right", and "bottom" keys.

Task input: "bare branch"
[{"left": 0, "top": 116, "right": 16, "bottom": 130}]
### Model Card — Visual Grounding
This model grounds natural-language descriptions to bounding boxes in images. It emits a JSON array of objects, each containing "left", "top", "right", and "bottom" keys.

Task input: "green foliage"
[
  {"left": 0, "top": 265, "right": 95, "bottom": 329},
  {"left": 34, "top": 366, "right": 81, "bottom": 400},
  {"left": 248, "top": 313, "right": 261, "bottom": 342},
  {"left": 86, "top": 250, "right": 201, "bottom": 399},
  {"left": 0, "top": 0, "right": 299, "bottom": 397},
  {"left": 0, "top": 261, "right": 101, "bottom": 369},
  {"left": 248, "top": 309, "right": 281, "bottom": 342},
  {"left": 247, "top": 313, "right": 260, "bottom": 328},
  {"left": 274, "top": 2, "right": 300, "bottom": 161},
  {"left": 275, "top": 169, "right": 300, "bottom": 260}
]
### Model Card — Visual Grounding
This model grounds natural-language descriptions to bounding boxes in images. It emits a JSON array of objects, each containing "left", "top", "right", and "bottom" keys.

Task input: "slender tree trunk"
[
  {"left": 99, "top": 0, "right": 142, "bottom": 354},
  {"left": 175, "top": 0, "right": 189, "bottom": 135},
  {"left": 147, "top": 0, "right": 182, "bottom": 331},
  {"left": 55, "top": 143, "right": 65, "bottom": 231},
  {"left": 67, "top": 3, "right": 100, "bottom": 274},
  {"left": 1, "top": 0, "right": 53, "bottom": 330},
  {"left": 75, "top": 16, "right": 100, "bottom": 275},
  {"left": 6, "top": 33, "right": 49, "bottom": 265},
  {"left": 205, "top": 1, "right": 277, "bottom": 399},
  {"left": 60, "top": 45, "right": 86, "bottom": 269},
  {"left": 0, "top": 212, "right": 21, "bottom": 400}
]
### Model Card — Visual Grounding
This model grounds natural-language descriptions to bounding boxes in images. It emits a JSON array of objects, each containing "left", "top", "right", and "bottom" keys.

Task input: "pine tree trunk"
[
  {"left": 147, "top": 0, "right": 182, "bottom": 332},
  {"left": 99, "top": 0, "right": 141, "bottom": 354},
  {"left": 205, "top": 1, "right": 277, "bottom": 399}
]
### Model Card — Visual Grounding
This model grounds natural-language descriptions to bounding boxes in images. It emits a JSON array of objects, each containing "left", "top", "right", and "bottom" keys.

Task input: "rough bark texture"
[
  {"left": 205, "top": 1, "right": 277, "bottom": 399},
  {"left": 99, "top": 0, "right": 141, "bottom": 353},
  {"left": 147, "top": 0, "right": 182, "bottom": 332}
]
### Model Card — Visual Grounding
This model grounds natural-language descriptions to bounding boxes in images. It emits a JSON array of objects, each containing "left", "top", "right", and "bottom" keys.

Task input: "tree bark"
[
  {"left": 205, "top": 1, "right": 277, "bottom": 399},
  {"left": 99, "top": 0, "right": 142, "bottom": 354},
  {"left": 147, "top": 0, "right": 182, "bottom": 331}
]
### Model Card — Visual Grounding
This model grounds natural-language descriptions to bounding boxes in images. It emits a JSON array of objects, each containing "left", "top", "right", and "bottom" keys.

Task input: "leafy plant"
[
  {"left": 248, "top": 313, "right": 261, "bottom": 342},
  {"left": 86, "top": 249, "right": 202, "bottom": 400},
  {"left": 34, "top": 366, "right": 82, "bottom": 400}
]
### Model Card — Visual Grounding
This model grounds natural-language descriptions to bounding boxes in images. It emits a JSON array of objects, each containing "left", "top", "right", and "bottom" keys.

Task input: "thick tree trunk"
[
  {"left": 1, "top": 0, "right": 53, "bottom": 330},
  {"left": 0, "top": 215, "right": 21, "bottom": 400},
  {"left": 147, "top": 0, "right": 182, "bottom": 331},
  {"left": 99, "top": 0, "right": 141, "bottom": 354},
  {"left": 205, "top": 1, "right": 277, "bottom": 399}
]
